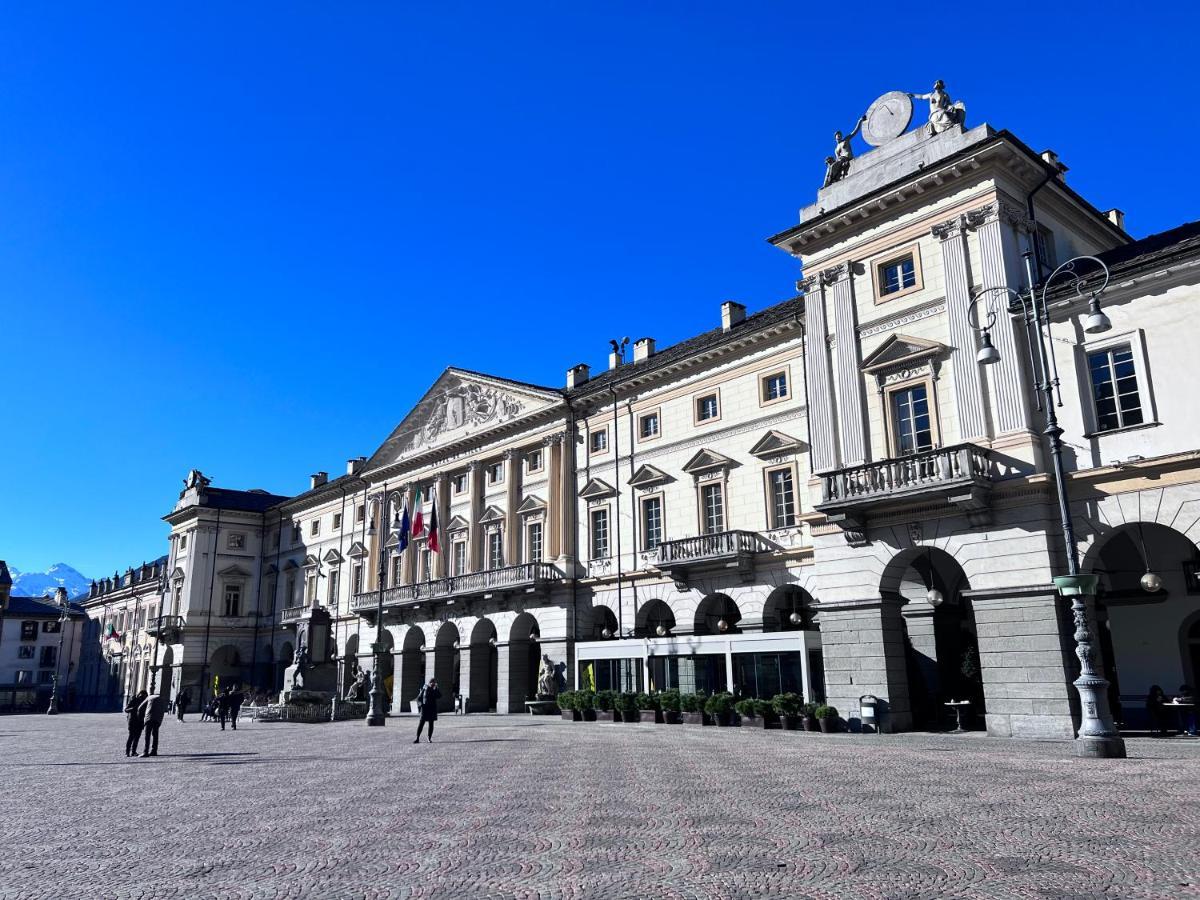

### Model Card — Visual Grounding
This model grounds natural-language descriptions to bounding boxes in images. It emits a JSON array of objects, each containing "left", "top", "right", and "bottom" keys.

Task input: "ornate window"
[
  {"left": 452, "top": 540, "right": 468, "bottom": 576},
  {"left": 487, "top": 530, "right": 504, "bottom": 570},
  {"left": 701, "top": 483, "right": 725, "bottom": 534},
  {"left": 590, "top": 507, "right": 610, "bottom": 560},
  {"left": 766, "top": 466, "right": 797, "bottom": 529},
  {"left": 527, "top": 521, "right": 544, "bottom": 563},
  {"left": 1088, "top": 345, "right": 1143, "bottom": 432},
  {"left": 223, "top": 583, "right": 242, "bottom": 617},
  {"left": 641, "top": 496, "right": 664, "bottom": 550},
  {"left": 891, "top": 384, "right": 934, "bottom": 454}
]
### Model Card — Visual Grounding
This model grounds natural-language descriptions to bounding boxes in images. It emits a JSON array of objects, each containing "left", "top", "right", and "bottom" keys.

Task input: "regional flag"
[
  {"left": 411, "top": 488, "right": 425, "bottom": 537},
  {"left": 428, "top": 491, "right": 440, "bottom": 553},
  {"left": 397, "top": 498, "right": 412, "bottom": 553}
]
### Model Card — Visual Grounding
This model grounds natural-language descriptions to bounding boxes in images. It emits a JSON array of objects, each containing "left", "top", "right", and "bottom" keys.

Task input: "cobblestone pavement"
[{"left": 1, "top": 714, "right": 1198, "bottom": 900}]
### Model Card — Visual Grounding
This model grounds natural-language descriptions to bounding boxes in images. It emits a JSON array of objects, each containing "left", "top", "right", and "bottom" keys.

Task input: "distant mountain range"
[{"left": 9, "top": 563, "right": 91, "bottom": 600}]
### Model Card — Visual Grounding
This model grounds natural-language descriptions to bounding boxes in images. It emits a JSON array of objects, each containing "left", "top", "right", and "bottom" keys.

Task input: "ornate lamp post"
[
  {"left": 46, "top": 599, "right": 70, "bottom": 715},
  {"left": 365, "top": 491, "right": 400, "bottom": 726},
  {"left": 971, "top": 250, "right": 1125, "bottom": 759}
]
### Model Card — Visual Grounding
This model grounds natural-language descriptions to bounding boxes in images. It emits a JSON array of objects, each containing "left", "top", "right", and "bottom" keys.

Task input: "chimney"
[
  {"left": 0, "top": 560, "right": 10, "bottom": 610},
  {"left": 54, "top": 586, "right": 68, "bottom": 607},
  {"left": 1106, "top": 208, "right": 1126, "bottom": 231},
  {"left": 310, "top": 471, "right": 328, "bottom": 490},
  {"left": 566, "top": 363, "right": 590, "bottom": 389},
  {"left": 1040, "top": 149, "right": 1068, "bottom": 180},
  {"left": 633, "top": 337, "right": 655, "bottom": 362},
  {"left": 346, "top": 457, "right": 366, "bottom": 476},
  {"left": 721, "top": 301, "right": 747, "bottom": 332}
]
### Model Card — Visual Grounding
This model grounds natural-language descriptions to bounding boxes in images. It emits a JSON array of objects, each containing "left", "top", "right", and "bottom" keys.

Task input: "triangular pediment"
[
  {"left": 283, "top": 559, "right": 301, "bottom": 571},
  {"left": 323, "top": 549, "right": 344, "bottom": 565},
  {"left": 479, "top": 505, "right": 506, "bottom": 524},
  {"left": 748, "top": 430, "right": 806, "bottom": 459},
  {"left": 681, "top": 448, "right": 736, "bottom": 475},
  {"left": 445, "top": 514, "right": 470, "bottom": 532},
  {"left": 364, "top": 368, "right": 563, "bottom": 468},
  {"left": 302, "top": 554, "right": 321, "bottom": 569},
  {"left": 579, "top": 477, "right": 616, "bottom": 500},
  {"left": 628, "top": 464, "right": 672, "bottom": 488},
  {"left": 861, "top": 334, "right": 947, "bottom": 374},
  {"left": 347, "top": 541, "right": 368, "bottom": 559},
  {"left": 218, "top": 564, "right": 252, "bottom": 579},
  {"left": 170, "top": 567, "right": 185, "bottom": 580},
  {"left": 517, "top": 495, "right": 546, "bottom": 515}
]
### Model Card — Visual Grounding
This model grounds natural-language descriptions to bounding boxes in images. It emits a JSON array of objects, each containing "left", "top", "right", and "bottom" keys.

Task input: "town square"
[
  {"left": 2, "top": 713, "right": 1199, "bottom": 899},
  {"left": 4, "top": 4, "right": 1200, "bottom": 899}
]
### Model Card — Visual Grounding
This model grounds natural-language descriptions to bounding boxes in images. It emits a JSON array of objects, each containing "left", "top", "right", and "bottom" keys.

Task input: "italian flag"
[{"left": 411, "top": 488, "right": 425, "bottom": 537}]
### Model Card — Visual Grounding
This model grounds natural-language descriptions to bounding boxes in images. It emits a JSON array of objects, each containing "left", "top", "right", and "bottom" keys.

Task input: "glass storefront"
[
  {"left": 732, "top": 651, "right": 803, "bottom": 699},
  {"left": 588, "top": 658, "right": 643, "bottom": 693},
  {"left": 648, "top": 655, "right": 727, "bottom": 695}
]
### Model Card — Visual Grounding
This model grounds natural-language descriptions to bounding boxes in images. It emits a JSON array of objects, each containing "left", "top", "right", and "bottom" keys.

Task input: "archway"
[
  {"left": 763, "top": 586, "right": 817, "bottom": 631},
  {"left": 695, "top": 594, "right": 741, "bottom": 635},
  {"left": 400, "top": 628, "right": 426, "bottom": 712},
  {"left": 509, "top": 612, "right": 541, "bottom": 710},
  {"left": 588, "top": 605, "right": 619, "bottom": 640},
  {"left": 433, "top": 622, "right": 460, "bottom": 713},
  {"left": 881, "top": 547, "right": 980, "bottom": 731},
  {"left": 469, "top": 619, "right": 499, "bottom": 712},
  {"left": 636, "top": 599, "right": 676, "bottom": 638},
  {"left": 209, "top": 645, "right": 244, "bottom": 695},
  {"left": 1087, "top": 522, "right": 1200, "bottom": 729}
]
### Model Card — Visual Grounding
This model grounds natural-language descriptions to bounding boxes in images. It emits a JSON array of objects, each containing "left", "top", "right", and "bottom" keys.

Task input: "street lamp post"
[
  {"left": 46, "top": 603, "right": 69, "bottom": 715},
  {"left": 971, "top": 250, "right": 1125, "bottom": 759},
  {"left": 365, "top": 492, "right": 398, "bottom": 726}
]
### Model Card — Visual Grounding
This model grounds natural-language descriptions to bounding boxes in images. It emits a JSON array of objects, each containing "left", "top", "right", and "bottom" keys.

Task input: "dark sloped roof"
[
  {"left": 270, "top": 472, "right": 363, "bottom": 511},
  {"left": 568, "top": 296, "right": 805, "bottom": 399},
  {"left": 200, "top": 487, "right": 292, "bottom": 513},
  {"left": 1043, "top": 219, "right": 1200, "bottom": 301},
  {"left": 6, "top": 596, "right": 87, "bottom": 617}
]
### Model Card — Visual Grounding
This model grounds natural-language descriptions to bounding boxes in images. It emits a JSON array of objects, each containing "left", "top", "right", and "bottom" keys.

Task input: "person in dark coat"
[
  {"left": 138, "top": 693, "right": 166, "bottom": 757},
  {"left": 229, "top": 688, "right": 245, "bottom": 730},
  {"left": 1147, "top": 685, "right": 1169, "bottom": 735},
  {"left": 414, "top": 678, "right": 442, "bottom": 743},
  {"left": 176, "top": 689, "right": 191, "bottom": 722},
  {"left": 125, "top": 690, "right": 148, "bottom": 757},
  {"left": 216, "top": 688, "right": 233, "bottom": 731}
]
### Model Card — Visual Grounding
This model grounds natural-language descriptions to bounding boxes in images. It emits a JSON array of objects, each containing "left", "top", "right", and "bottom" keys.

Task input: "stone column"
[
  {"left": 457, "top": 642, "right": 473, "bottom": 712},
  {"left": 970, "top": 584, "right": 1074, "bottom": 739},
  {"left": 800, "top": 275, "right": 840, "bottom": 473},
  {"left": 495, "top": 642, "right": 513, "bottom": 714},
  {"left": 933, "top": 215, "right": 988, "bottom": 442},
  {"left": 504, "top": 449, "right": 522, "bottom": 566},
  {"left": 826, "top": 263, "right": 868, "bottom": 467},
  {"left": 816, "top": 596, "right": 912, "bottom": 732},
  {"left": 974, "top": 201, "right": 1033, "bottom": 435},
  {"left": 467, "top": 462, "right": 484, "bottom": 572}
]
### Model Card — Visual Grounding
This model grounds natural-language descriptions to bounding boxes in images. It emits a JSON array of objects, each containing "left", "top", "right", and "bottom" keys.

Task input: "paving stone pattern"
[{"left": 1, "top": 714, "right": 1198, "bottom": 899}]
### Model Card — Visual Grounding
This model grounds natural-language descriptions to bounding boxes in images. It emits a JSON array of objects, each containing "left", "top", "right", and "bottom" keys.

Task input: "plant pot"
[
  {"left": 561, "top": 709, "right": 580, "bottom": 721},
  {"left": 638, "top": 709, "right": 661, "bottom": 723},
  {"left": 781, "top": 715, "right": 800, "bottom": 731},
  {"left": 581, "top": 708, "right": 597, "bottom": 721},
  {"left": 596, "top": 710, "right": 615, "bottom": 722},
  {"left": 802, "top": 716, "right": 818, "bottom": 732},
  {"left": 681, "top": 711, "right": 703, "bottom": 725},
  {"left": 620, "top": 710, "right": 640, "bottom": 723},
  {"left": 713, "top": 712, "right": 733, "bottom": 727},
  {"left": 818, "top": 717, "right": 836, "bottom": 733},
  {"left": 663, "top": 710, "right": 682, "bottom": 724}
]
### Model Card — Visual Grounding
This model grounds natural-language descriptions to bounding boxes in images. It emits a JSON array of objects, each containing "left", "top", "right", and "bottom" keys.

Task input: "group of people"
[
  {"left": 1146, "top": 684, "right": 1197, "bottom": 735},
  {"left": 197, "top": 687, "right": 247, "bottom": 730},
  {"left": 123, "top": 690, "right": 165, "bottom": 757}
]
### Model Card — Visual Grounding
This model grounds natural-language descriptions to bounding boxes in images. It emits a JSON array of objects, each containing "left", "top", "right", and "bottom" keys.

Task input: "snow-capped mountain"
[{"left": 9, "top": 563, "right": 92, "bottom": 599}]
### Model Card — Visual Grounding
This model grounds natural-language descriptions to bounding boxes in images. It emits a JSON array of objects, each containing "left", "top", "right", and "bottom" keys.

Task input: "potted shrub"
[
  {"left": 557, "top": 690, "right": 580, "bottom": 721},
  {"left": 576, "top": 689, "right": 597, "bottom": 721},
  {"left": 680, "top": 692, "right": 704, "bottom": 725},
  {"left": 595, "top": 689, "right": 617, "bottom": 722},
  {"left": 801, "top": 701, "right": 819, "bottom": 732},
  {"left": 635, "top": 692, "right": 661, "bottom": 723},
  {"left": 616, "top": 691, "right": 639, "bottom": 723},
  {"left": 734, "top": 698, "right": 775, "bottom": 729},
  {"left": 659, "top": 689, "right": 682, "bottom": 724},
  {"left": 815, "top": 704, "right": 840, "bottom": 733},
  {"left": 704, "top": 691, "right": 735, "bottom": 726},
  {"left": 772, "top": 692, "right": 804, "bottom": 730}
]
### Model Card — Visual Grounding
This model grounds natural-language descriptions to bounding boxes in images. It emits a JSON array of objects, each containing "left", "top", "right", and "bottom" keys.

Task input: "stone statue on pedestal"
[
  {"left": 537, "top": 654, "right": 558, "bottom": 699},
  {"left": 823, "top": 115, "right": 867, "bottom": 188}
]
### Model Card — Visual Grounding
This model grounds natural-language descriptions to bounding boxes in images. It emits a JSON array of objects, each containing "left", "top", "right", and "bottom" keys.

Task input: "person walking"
[
  {"left": 413, "top": 678, "right": 442, "bottom": 743},
  {"left": 125, "top": 690, "right": 148, "bottom": 757},
  {"left": 229, "top": 687, "right": 245, "bottom": 730},
  {"left": 216, "top": 688, "right": 232, "bottom": 731},
  {"left": 176, "top": 688, "right": 191, "bottom": 723},
  {"left": 138, "top": 693, "right": 165, "bottom": 757}
]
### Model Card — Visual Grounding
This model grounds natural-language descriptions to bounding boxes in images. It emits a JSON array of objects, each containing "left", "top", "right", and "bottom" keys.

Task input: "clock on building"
[{"left": 863, "top": 91, "right": 913, "bottom": 147}]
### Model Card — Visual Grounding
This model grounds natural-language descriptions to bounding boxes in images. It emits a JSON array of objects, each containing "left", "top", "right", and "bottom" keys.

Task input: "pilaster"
[
  {"left": 932, "top": 215, "right": 988, "bottom": 441},
  {"left": 504, "top": 449, "right": 521, "bottom": 565},
  {"left": 800, "top": 275, "right": 839, "bottom": 473},
  {"left": 826, "top": 264, "right": 868, "bottom": 466}
]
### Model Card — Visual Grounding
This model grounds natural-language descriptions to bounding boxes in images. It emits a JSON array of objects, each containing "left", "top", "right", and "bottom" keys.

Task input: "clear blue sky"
[{"left": 2, "top": 3, "right": 1197, "bottom": 578}]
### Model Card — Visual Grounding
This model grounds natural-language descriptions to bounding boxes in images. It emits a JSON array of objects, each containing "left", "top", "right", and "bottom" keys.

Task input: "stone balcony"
[
  {"left": 654, "top": 530, "right": 774, "bottom": 589},
  {"left": 280, "top": 605, "right": 306, "bottom": 625},
  {"left": 351, "top": 562, "right": 564, "bottom": 618},
  {"left": 815, "top": 443, "right": 993, "bottom": 530},
  {"left": 143, "top": 615, "right": 186, "bottom": 640}
]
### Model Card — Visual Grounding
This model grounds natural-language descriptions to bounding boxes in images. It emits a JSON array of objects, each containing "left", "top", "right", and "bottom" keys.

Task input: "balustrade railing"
[
  {"left": 657, "top": 530, "right": 772, "bottom": 566},
  {"left": 144, "top": 615, "right": 186, "bottom": 637},
  {"left": 819, "top": 443, "right": 991, "bottom": 506},
  {"left": 351, "top": 562, "right": 562, "bottom": 613}
]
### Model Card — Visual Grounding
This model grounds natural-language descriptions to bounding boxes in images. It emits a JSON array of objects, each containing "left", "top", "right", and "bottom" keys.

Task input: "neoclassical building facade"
[{"left": 84, "top": 88, "right": 1200, "bottom": 740}]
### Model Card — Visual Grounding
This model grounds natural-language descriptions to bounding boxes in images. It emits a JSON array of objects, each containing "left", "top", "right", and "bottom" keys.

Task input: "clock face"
[{"left": 863, "top": 91, "right": 913, "bottom": 147}]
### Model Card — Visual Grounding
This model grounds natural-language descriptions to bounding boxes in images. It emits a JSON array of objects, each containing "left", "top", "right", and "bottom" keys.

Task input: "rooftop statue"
[
  {"left": 911, "top": 80, "right": 965, "bottom": 136},
  {"left": 822, "top": 114, "right": 867, "bottom": 188}
]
